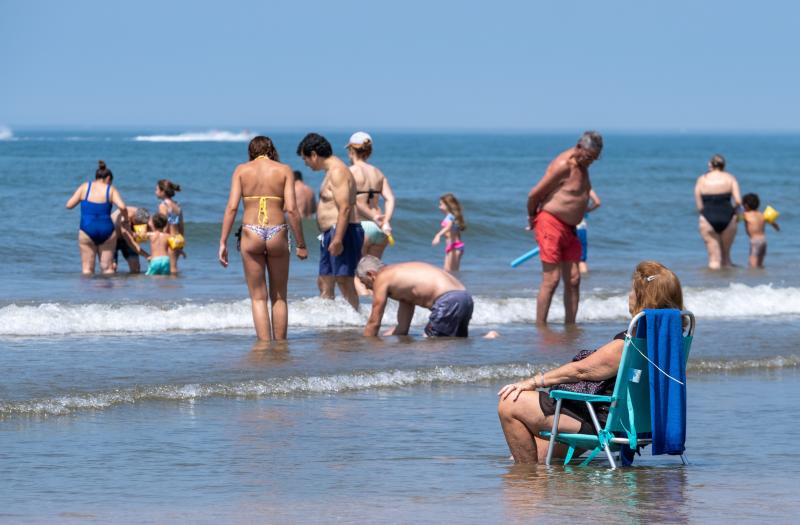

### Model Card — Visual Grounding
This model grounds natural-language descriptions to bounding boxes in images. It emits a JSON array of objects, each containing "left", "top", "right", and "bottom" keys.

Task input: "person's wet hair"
[
  {"left": 742, "top": 193, "right": 760, "bottom": 211},
  {"left": 293, "top": 170, "right": 303, "bottom": 181},
  {"left": 248, "top": 136, "right": 280, "bottom": 161},
  {"left": 296, "top": 133, "right": 333, "bottom": 159},
  {"left": 710, "top": 154, "right": 726, "bottom": 170},
  {"left": 347, "top": 140, "right": 373, "bottom": 160},
  {"left": 576, "top": 131, "right": 603, "bottom": 153},
  {"left": 157, "top": 179, "right": 181, "bottom": 198},
  {"left": 152, "top": 213, "right": 168, "bottom": 230},
  {"left": 96, "top": 160, "right": 113, "bottom": 182}
]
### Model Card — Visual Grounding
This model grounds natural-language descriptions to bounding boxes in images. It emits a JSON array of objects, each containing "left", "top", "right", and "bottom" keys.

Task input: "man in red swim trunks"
[{"left": 527, "top": 131, "right": 603, "bottom": 325}]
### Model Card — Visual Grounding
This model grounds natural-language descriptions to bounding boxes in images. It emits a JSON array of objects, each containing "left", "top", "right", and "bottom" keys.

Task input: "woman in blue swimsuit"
[{"left": 66, "top": 161, "right": 129, "bottom": 274}]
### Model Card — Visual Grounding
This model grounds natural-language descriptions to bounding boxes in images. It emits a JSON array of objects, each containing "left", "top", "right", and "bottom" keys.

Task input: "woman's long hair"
[
  {"left": 248, "top": 136, "right": 280, "bottom": 162},
  {"left": 440, "top": 193, "right": 466, "bottom": 231}
]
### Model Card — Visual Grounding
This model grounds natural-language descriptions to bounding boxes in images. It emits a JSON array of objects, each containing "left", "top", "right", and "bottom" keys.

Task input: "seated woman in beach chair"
[{"left": 497, "top": 261, "right": 684, "bottom": 464}]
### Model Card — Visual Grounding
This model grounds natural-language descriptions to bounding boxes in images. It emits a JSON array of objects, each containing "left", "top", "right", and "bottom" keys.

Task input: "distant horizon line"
[{"left": 3, "top": 124, "right": 800, "bottom": 136}]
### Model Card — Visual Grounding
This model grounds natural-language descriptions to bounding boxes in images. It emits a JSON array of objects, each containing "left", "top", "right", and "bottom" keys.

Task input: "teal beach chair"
[{"left": 541, "top": 310, "right": 695, "bottom": 469}]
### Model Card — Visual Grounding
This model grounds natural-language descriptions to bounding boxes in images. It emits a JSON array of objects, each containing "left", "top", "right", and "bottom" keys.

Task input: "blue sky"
[{"left": 1, "top": 0, "right": 798, "bottom": 131}]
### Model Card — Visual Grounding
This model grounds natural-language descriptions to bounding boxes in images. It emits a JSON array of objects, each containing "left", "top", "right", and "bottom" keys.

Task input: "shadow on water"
[{"left": 500, "top": 463, "right": 689, "bottom": 523}]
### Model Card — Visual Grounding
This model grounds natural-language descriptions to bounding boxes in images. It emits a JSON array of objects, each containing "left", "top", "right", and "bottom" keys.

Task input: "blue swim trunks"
[
  {"left": 146, "top": 256, "right": 171, "bottom": 275},
  {"left": 424, "top": 290, "right": 473, "bottom": 338},
  {"left": 319, "top": 223, "right": 365, "bottom": 277}
]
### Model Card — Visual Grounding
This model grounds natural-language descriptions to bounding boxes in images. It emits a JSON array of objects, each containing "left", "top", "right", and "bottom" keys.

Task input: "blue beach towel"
[{"left": 637, "top": 309, "right": 687, "bottom": 455}]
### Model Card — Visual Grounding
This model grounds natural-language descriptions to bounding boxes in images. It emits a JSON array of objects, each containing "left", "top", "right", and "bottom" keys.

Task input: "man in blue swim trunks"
[
  {"left": 298, "top": 133, "right": 364, "bottom": 310},
  {"left": 357, "top": 256, "right": 474, "bottom": 337}
]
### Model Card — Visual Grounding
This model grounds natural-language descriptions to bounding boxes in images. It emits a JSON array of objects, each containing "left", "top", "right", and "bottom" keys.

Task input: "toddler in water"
[
  {"left": 145, "top": 213, "right": 175, "bottom": 275},
  {"left": 432, "top": 193, "right": 466, "bottom": 272},
  {"left": 741, "top": 193, "right": 779, "bottom": 268}
]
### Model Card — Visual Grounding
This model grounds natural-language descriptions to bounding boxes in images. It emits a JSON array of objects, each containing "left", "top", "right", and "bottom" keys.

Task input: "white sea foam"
[
  {"left": 1, "top": 284, "right": 798, "bottom": 337},
  {"left": 0, "top": 125, "right": 13, "bottom": 140},
  {"left": 133, "top": 130, "right": 255, "bottom": 142},
  {"left": 2, "top": 356, "right": 797, "bottom": 417}
]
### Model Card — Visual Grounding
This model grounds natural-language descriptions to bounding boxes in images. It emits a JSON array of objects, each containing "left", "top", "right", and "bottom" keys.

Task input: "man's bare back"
[
  {"left": 294, "top": 180, "right": 316, "bottom": 218},
  {"left": 360, "top": 260, "right": 468, "bottom": 337},
  {"left": 376, "top": 262, "right": 465, "bottom": 309},
  {"left": 529, "top": 147, "right": 593, "bottom": 226}
]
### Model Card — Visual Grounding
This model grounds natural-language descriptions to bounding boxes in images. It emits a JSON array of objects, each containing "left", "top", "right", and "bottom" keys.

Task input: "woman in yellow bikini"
[{"left": 218, "top": 136, "right": 308, "bottom": 341}]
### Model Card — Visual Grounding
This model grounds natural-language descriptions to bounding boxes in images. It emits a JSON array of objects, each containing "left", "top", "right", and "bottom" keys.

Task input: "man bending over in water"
[{"left": 357, "top": 255, "right": 474, "bottom": 337}]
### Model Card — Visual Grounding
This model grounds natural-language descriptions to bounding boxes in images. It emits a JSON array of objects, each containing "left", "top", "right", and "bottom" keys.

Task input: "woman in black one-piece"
[{"left": 693, "top": 154, "right": 742, "bottom": 269}]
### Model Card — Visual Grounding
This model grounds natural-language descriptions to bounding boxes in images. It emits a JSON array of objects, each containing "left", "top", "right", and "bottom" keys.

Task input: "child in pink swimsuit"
[{"left": 432, "top": 193, "right": 466, "bottom": 272}]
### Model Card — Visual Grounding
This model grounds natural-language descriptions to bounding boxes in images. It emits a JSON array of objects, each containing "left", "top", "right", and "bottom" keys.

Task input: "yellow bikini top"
[
  {"left": 244, "top": 156, "right": 283, "bottom": 226},
  {"left": 244, "top": 195, "right": 283, "bottom": 225}
]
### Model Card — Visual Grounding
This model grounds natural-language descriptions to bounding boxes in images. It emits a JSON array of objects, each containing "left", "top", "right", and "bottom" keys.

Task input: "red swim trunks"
[{"left": 533, "top": 210, "right": 582, "bottom": 264}]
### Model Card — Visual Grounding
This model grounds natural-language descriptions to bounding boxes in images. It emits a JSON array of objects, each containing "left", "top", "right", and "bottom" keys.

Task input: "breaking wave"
[
  {"left": 2, "top": 356, "right": 797, "bottom": 417},
  {"left": 1, "top": 284, "right": 798, "bottom": 337},
  {"left": 0, "top": 125, "right": 13, "bottom": 140},
  {"left": 133, "top": 130, "right": 255, "bottom": 142}
]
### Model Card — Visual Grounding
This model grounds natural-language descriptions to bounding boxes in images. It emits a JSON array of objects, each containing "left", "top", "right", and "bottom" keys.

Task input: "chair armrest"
[{"left": 548, "top": 390, "right": 613, "bottom": 403}]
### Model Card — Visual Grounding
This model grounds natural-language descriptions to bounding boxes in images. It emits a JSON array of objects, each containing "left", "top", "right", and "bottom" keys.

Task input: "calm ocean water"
[{"left": 1, "top": 129, "right": 799, "bottom": 522}]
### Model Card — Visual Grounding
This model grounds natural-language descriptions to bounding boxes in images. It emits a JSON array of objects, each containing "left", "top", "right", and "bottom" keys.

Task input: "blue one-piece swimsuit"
[{"left": 80, "top": 181, "right": 115, "bottom": 245}]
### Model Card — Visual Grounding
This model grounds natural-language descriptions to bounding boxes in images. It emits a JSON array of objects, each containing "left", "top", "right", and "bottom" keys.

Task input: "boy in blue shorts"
[{"left": 145, "top": 213, "right": 174, "bottom": 276}]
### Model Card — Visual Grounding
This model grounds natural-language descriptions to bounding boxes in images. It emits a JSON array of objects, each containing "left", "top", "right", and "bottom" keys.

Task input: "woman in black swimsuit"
[{"left": 693, "top": 154, "right": 742, "bottom": 269}]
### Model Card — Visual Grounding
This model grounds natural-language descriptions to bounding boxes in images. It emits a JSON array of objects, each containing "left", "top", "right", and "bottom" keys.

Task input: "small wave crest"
[
  {"left": 1, "top": 284, "right": 798, "bottom": 337},
  {"left": 0, "top": 364, "right": 539, "bottom": 417},
  {"left": 2, "top": 356, "right": 797, "bottom": 417},
  {"left": 0, "top": 125, "right": 13, "bottom": 141},
  {"left": 133, "top": 130, "right": 255, "bottom": 142}
]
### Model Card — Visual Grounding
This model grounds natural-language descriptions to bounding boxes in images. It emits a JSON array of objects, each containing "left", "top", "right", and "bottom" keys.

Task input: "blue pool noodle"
[{"left": 510, "top": 247, "right": 540, "bottom": 268}]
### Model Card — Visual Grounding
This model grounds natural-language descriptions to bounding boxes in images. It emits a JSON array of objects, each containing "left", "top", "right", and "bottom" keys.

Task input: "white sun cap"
[{"left": 346, "top": 131, "right": 372, "bottom": 147}]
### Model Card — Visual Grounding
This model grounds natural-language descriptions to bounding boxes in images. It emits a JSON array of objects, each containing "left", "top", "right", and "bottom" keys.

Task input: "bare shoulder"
[
  {"left": 277, "top": 162, "right": 293, "bottom": 180},
  {"left": 373, "top": 264, "right": 397, "bottom": 288},
  {"left": 544, "top": 152, "right": 571, "bottom": 179},
  {"left": 348, "top": 163, "right": 365, "bottom": 181},
  {"left": 236, "top": 160, "right": 256, "bottom": 175},
  {"left": 330, "top": 163, "right": 353, "bottom": 183},
  {"left": 722, "top": 171, "right": 738, "bottom": 182}
]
